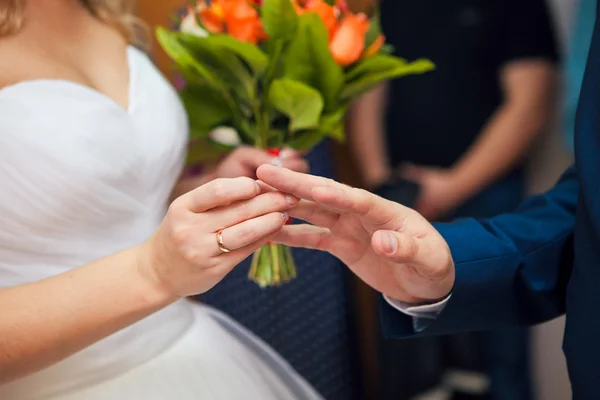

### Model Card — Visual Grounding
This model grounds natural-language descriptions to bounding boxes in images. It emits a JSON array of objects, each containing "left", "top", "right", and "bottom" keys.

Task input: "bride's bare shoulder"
[
  {"left": 0, "top": 45, "right": 9, "bottom": 88},
  {"left": 0, "top": 41, "right": 23, "bottom": 90},
  {"left": 0, "top": 40, "right": 50, "bottom": 91}
]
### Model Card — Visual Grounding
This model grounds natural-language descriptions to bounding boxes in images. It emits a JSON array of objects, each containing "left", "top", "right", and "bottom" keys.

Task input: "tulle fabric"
[{"left": 39, "top": 303, "right": 321, "bottom": 400}]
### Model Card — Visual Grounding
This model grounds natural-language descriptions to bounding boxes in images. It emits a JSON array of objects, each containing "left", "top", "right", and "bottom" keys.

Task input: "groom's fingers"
[
  {"left": 256, "top": 180, "right": 276, "bottom": 193},
  {"left": 311, "top": 186, "right": 372, "bottom": 214},
  {"left": 287, "top": 200, "right": 340, "bottom": 228},
  {"left": 257, "top": 164, "right": 340, "bottom": 201},
  {"left": 271, "top": 224, "right": 333, "bottom": 251},
  {"left": 257, "top": 164, "right": 412, "bottom": 228},
  {"left": 311, "top": 186, "right": 408, "bottom": 228},
  {"left": 372, "top": 230, "right": 453, "bottom": 281}
]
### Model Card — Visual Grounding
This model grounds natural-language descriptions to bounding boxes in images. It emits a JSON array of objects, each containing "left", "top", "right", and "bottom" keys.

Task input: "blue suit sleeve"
[{"left": 381, "top": 167, "right": 578, "bottom": 338}]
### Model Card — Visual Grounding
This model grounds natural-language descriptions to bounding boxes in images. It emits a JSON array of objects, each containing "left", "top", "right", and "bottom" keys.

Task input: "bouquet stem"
[
  {"left": 247, "top": 147, "right": 297, "bottom": 287},
  {"left": 248, "top": 242, "right": 297, "bottom": 288}
]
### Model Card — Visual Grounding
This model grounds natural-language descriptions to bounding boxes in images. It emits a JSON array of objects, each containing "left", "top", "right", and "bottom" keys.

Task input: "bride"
[{"left": 0, "top": 0, "right": 322, "bottom": 399}]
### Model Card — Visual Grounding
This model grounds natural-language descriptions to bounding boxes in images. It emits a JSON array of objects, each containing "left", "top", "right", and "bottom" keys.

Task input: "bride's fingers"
[
  {"left": 212, "top": 232, "right": 278, "bottom": 276},
  {"left": 271, "top": 224, "right": 333, "bottom": 251},
  {"left": 205, "top": 191, "right": 298, "bottom": 231},
  {"left": 216, "top": 211, "right": 288, "bottom": 255},
  {"left": 279, "top": 147, "right": 303, "bottom": 159},
  {"left": 180, "top": 177, "right": 260, "bottom": 213},
  {"left": 286, "top": 200, "right": 340, "bottom": 228},
  {"left": 281, "top": 158, "right": 310, "bottom": 173}
]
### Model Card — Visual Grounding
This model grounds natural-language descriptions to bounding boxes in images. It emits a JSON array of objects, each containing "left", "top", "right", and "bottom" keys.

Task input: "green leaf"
[
  {"left": 319, "top": 107, "right": 347, "bottom": 142},
  {"left": 269, "top": 78, "right": 324, "bottom": 131},
  {"left": 282, "top": 13, "right": 344, "bottom": 112},
  {"left": 341, "top": 55, "right": 435, "bottom": 100},
  {"left": 364, "top": 7, "right": 382, "bottom": 49},
  {"left": 261, "top": 0, "right": 299, "bottom": 42},
  {"left": 285, "top": 130, "right": 326, "bottom": 151},
  {"left": 176, "top": 33, "right": 254, "bottom": 97},
  {"left": 326, "top": 123, "right": 345, "bottom": 142},
  {"left": 284, "top": 105, "right": 348, "bottom": 150},
  {"left": 345, "top": 53, "right": 402, "bottom": 81},
  {"left": 205, "top": 35, "right": 269, "bottom": 76},
  {"left": 179, "top": 85, "right": 233, "bottom": 139},
  {"left": 263, "top": 40, "right": 285, "bottom": 87},
  {"left": 156, "top": 27, "right": 224, "bottom": 88}
]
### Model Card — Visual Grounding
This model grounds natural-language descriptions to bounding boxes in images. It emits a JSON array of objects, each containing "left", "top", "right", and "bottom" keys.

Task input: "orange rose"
[
  {"left": 198, "top": 0, "right": 225, "bottom": 33},
  {"left": 198, "top": 0, "right": 265, "bottom": 44},
  {"left": 303, "top": 0, "right": 338, "bottom": 36},
  {"left": 329, "top": 12, "right": 370, "bottom": 66},
  {"left": 293, "top": 0, "right": 384, "bottom": 66}
]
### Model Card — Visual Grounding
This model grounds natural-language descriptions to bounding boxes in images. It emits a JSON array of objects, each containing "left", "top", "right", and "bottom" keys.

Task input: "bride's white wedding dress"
[{"left": 0, "top": 46, "right": 322, "bottom": 400}]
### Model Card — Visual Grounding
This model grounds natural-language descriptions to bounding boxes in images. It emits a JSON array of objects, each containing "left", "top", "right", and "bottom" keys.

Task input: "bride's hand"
[
  {"left": 214, "top": 146, "right": 309, "bottom": 179},
  {"left": 171, "top": 147, "right": 308, "bottom": 201},
  {"left": 140, "top": 177, "right": 298, "bottom": 298}
]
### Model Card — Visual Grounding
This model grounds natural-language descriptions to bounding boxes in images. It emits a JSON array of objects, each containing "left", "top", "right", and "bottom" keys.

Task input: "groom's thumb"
[{"left": 372, "top": 230, "right": 419, "bottom": 264}]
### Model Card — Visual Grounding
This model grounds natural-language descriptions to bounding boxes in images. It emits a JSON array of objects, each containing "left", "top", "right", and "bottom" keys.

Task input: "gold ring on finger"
[{"left": 216, "top": 229, "right": 231, "bottom": 254}]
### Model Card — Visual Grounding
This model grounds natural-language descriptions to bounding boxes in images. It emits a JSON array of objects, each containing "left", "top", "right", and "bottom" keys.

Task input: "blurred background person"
[{"left": 349, "top": 0, "right": 559, "bottom": 399}]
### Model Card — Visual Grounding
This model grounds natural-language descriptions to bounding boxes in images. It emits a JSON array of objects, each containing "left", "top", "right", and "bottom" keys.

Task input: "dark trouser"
[{"left": 380, "top": 172, "right": 533, "bottom": 400}]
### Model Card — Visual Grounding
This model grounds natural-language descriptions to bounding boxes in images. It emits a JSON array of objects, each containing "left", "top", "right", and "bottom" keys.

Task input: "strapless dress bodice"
[{"left": 0, "top": 46, "right": 195, "bottom": 395}]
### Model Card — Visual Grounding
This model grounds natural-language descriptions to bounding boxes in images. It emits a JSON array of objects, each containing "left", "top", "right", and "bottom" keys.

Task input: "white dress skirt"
[
  {"left": 0, "top": 46, "right": 322, "bottom": 400},
  {"left": 34, "top": 302, "right": 320, "bottom": 400}
]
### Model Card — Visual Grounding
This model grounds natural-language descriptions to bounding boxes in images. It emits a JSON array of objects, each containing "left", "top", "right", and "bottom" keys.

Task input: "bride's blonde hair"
[{"left": 0, "top": 0, "right": 146, "bottom": 46}]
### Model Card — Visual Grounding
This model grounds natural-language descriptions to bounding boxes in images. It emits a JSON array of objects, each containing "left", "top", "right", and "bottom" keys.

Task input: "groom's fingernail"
[
  {"left": 271, "top": 157, "right": 283, "bottom": 167},
  {"left": 382, "top": 233, "right": 398, "bottom": 254},
  {"left": 280, "top": 212, "right": 289, "bottom": 222}
]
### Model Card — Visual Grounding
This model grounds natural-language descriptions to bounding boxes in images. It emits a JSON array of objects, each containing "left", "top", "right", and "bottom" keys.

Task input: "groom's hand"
[{"left": 257, "top": 165, "right": 455, "bottom": 304}]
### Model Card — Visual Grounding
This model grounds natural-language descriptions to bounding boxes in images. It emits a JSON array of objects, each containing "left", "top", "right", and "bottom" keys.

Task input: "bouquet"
[{"left": 157, "top": 0, "right": 434, "bottom": 288}]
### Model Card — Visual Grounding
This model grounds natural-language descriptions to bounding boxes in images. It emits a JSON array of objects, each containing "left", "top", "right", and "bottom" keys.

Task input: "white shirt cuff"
[{"left": 384, "top": 294, "right": 451, "bottom": 319}]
